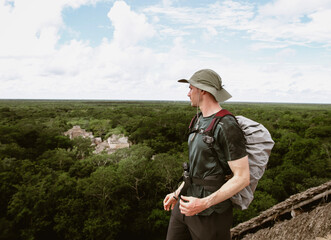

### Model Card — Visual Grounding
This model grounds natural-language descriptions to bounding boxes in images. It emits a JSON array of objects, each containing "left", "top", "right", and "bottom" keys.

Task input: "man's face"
[{"left": 188, "top": 85, "right": 200, "bottom": 107}]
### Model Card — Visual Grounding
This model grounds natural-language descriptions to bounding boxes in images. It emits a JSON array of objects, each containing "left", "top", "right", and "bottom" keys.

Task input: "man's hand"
[
  {"left": 179, "top": 195, "right": 208, "bottom": 216},
  {"left": 163, "top": 192, "right": 178, "bottom": 211}
]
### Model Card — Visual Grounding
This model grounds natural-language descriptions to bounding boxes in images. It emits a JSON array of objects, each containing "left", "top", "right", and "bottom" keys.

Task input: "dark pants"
[{"left": 166, "top": 202, "right": 233, "bottom": 240}]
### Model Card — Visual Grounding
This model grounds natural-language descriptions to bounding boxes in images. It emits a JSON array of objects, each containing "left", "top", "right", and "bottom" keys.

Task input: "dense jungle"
[{"left": 0, "top": 100, "right": 330, "bottom": 240}]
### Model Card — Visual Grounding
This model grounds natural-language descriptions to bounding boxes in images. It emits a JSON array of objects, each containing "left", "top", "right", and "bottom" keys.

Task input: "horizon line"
[{"left": 0, "top": 98, "right": 330, "bottom": 105}]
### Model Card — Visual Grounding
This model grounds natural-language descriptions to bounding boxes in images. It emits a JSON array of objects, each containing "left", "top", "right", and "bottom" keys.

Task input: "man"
[{"left": 163, "top": 69, "right": 250, "bottom": 240}]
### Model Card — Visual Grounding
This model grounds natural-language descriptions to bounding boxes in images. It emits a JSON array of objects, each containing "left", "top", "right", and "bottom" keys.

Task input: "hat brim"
[
  {"left": 178, "top": 79, "right": 232, "bottom": 102},
  {"left": 178, "top": 79, "right": 189, "bottom": 83}
]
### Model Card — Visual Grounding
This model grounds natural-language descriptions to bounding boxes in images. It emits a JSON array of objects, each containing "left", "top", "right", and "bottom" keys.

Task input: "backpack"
[{"left": 188, "top": 109, "right": 275, "bottom": 210}]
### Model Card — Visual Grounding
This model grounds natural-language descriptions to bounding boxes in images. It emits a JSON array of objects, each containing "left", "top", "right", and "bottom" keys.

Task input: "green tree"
[
  {"left": 38, "top": 148, "right": 75, "bottom": 171},
  {"left": 72, "top": 137, "right": 94, "bottom": 160}
]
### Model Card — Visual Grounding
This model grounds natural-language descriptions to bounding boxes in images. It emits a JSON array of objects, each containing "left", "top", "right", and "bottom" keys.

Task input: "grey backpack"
[
  {"left": 231, "top": 115, "right": 275, "bottom": 209},
  {"left": 189, "top": 109, "right": 275, "bottom": 210}
]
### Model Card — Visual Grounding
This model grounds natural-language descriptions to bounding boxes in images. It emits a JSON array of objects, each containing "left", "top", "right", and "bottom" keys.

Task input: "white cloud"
[
  {"left": 0, "top": 0, "right": 193, "bottom": 100},
  {"left": 144, "top": 1, "right": 254, "bottom": 31},
  {"left": 0, "top": 0, "right": 59, "bottom": 56},
  {"left": 0, "top": 0, "right": 103, "bottom": 57},
  {"left": 202, "top": 26, "right": 218, "bottom": 41},
  {"left": 222, "top": 61, "right": 331, "bottom": 103},
  {"left": 162, "top": 0, "right": 173, "bottom": 7},
  {"left": 275, "top": 48, "right": 296, "bottom": 59},
  {"left": 258, "top": 0, "right": 331, "bottom": 18},
  {"left": 107, "top": 1, "right": 155, "bottom": 48},
  {"left": 235, "top": 0, "right": 331, "bottom": 46},
  {"left": 0, "top": 0, "right": 330, "bottom": 103},
  {"left": 144, "top": 0, "right": 331, "bottom": 48}
]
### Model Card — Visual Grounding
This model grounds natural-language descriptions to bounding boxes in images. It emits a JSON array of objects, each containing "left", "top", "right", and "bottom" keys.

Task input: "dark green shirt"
[{"left": 187, "top": 113, "right": 247, "bottom": 216}]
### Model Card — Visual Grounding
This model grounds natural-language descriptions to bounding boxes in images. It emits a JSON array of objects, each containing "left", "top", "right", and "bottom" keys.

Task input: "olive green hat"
[{"left": 178, "top": 69, "right": 232, "bottom": 102}]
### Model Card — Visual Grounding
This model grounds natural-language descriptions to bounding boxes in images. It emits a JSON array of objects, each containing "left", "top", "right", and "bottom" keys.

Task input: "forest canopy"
[{"left": 0, "top": 100, "right": 330, "bottom": 240}]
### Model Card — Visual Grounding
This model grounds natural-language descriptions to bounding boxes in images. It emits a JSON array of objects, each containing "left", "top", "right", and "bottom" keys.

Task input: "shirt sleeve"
[{"left": 216, "top": 115, "right": 247, "bottom": 162}]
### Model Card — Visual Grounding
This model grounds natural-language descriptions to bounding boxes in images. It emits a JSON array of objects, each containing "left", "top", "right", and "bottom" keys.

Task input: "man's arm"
[{"left": 179, "top": 155, "right": 249, "bottom": 216}]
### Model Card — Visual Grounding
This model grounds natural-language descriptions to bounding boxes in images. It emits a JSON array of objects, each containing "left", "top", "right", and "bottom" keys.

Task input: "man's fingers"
[
  {"left": 164, "top": 194, "right": 178, "bottom": 211},
  {"left": 163, "top": 196, "right": 168, "bottom": 204},
  {"left": 180, "top": 195, "right": 189, "bottom": 201},
  {"left": 163, "top": 196, "right": 171, "bottom": 211},
  {"left": 180, "top": 195, "right": 191, "bottom": 206}
]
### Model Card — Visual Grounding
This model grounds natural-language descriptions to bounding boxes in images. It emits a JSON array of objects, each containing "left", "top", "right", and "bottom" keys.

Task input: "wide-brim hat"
[{"left": 178, "top": 69, "right": 232, "bottom": 102}]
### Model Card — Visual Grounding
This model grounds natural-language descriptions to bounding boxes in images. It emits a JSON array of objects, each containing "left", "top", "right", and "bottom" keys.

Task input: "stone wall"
[
  {"left": 64, "top": 125, "right": 130, "bottom": 154},
  {"left": 64, "top": 126, "right": 93, "bottom": 140}
]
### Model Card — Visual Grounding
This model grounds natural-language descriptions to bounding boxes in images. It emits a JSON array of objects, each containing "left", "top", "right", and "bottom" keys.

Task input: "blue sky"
[{"left": 0, "top": 0, "right": 330, "bottom": 103}]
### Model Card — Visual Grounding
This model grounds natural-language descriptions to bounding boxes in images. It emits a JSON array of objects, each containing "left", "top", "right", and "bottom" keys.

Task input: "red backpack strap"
[
  {"left": 204, "top": 109, "right": 234, "bottom": 133},
  {"left": 188, "top": 112, "right": 202, "bottom": 133},
  {"left": 215, "top": 109, "right": 233, "bottom": 118}
]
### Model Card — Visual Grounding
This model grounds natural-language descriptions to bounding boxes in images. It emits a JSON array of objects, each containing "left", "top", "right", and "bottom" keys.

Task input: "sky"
[{"left": 0, "top": 0, "right": 331, "bottom": 103}]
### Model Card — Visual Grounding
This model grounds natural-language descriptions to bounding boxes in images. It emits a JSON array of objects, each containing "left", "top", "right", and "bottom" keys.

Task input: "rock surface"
[
  {"left": 232, "top": 180, "right": 331, "bottom": 240},
  {"left": 239, "top": 202, "right": 331, "bottom": 240}
]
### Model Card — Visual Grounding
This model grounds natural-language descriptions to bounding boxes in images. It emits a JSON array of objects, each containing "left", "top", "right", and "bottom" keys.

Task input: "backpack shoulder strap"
[
  {"left": 204, "top": 109, "right": 234, "bottom": 135},
  {"left": 215, "top": 109, "right": 233, "bottom": 118},
  {"left": 188, "top": 112, "right": 202, "bottom": 134},
  {"left": 203, "top": 109, "right": 235, "bottom": 176}
]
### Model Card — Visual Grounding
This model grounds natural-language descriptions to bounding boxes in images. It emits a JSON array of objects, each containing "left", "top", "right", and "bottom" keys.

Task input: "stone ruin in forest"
[{"left": 64, "top": 125, "right": 130, "bottom": 154}]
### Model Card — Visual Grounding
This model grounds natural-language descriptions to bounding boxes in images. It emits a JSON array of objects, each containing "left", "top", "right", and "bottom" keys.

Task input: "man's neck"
[{"left": 199, "top": 102, "right": 222, "bottom": 117}]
